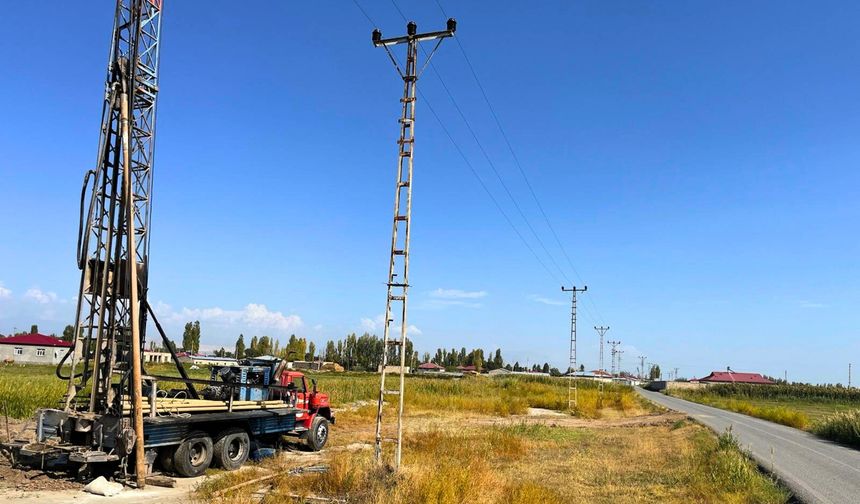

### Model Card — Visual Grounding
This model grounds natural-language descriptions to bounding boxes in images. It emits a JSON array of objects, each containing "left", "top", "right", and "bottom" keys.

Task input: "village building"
[
  {"left": 0, "top": 333, "right": 75, "bottom": 365},
  {"left": 692, "top": 370, "right": 775, "bottom": 385},
  {"left": 417, "top": 362, "right": 445, "bottom": 374}
]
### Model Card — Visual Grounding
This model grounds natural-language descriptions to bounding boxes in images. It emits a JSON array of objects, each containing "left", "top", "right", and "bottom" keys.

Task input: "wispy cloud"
[
  {"left": 430, "top": 288, "right": 487, "bottom": 299},
  {"left": 0, "top": 283, "right": 10, "bottom": 298},
  {"left": 799, "top": 300, "right": 827, "bottom": 309},
  {"left": 422, "top": 288, "right": 487, "bottom": 309},
  {"left": 528, "top": 294, "right": 566, "bottom": 306}
]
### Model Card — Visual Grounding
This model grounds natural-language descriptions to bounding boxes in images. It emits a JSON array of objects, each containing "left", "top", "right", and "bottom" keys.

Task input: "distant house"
[
  {"left": 417, "top": 362, "right": 445, "bottom": 374},
  {"left": 176, "top": 353, "right": 238, "bottom": 366},
  {"left": 456, "top": 365, "right": 478, "bottom": 374},
  {"left": 571, "top": 370, "right": 612, "bottom": 380},
  {"left": 694, "top": 371, "right": 775, "bottom": 385},
  {"left": 0, "top": 333, "right": 74, "bottom": 365},
  {"left": 144, "top": 350, "right": 172, "bottom": 364}
]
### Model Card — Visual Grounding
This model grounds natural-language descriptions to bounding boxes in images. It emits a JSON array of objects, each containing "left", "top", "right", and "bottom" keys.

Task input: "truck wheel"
[
  {"left": 213, "top": 428, "right": 250, "bottom": 471},
  {"left": 306, "top": 416, "right": 329, "bottom": 451},
  {"left": 173, "top": 431, "right": 213, "bottom": 477}
]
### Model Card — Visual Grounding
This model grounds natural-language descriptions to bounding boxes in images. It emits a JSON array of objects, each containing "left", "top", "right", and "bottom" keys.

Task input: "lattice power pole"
[
  {"left": 594, "top": 326, "right": 609, "bottom": 395},
  {"left": 371, "top": 18, "right": 456, "bottom": 470},
  {"left": 639, "top": 355, "right": 647, "bottom": 380},
  {"left": 562, "top": 286, "right": 587, "bottom": 411},
  {"left": 608, "top": 340, "right": 621, "bottom": 377}
]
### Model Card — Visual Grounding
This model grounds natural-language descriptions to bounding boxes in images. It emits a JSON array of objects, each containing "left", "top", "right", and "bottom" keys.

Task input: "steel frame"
[{"left": 62, "top": 0, "right": 162, "bottom": 417}]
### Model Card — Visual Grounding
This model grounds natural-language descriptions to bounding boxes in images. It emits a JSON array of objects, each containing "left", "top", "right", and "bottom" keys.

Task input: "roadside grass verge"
[
  {"left": 668, "top": 390, "right": 810, "bottom": 430},
  {"left": 200, "top": 421, "right": 789, "bottom": 504},
  {"left": 812, "top": 410, "right": 860, "bottom": 449}
]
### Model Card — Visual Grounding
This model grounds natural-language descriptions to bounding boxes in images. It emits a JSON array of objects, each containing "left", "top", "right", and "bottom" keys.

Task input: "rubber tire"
[
  {"left": 306, "top": 416, "right": 330, "bottom": 451},
  {"left": 173, "top": 431, "right": 213, "bottom": 477},
  {"left": 213, "top": 428, "right": 250, "bottom": 471},
  {"left": 157, "top": 445, "right": 176, "bottom": 473}
]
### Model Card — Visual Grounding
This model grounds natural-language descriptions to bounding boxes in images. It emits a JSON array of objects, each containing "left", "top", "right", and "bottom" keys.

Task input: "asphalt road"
[{"left": 637, "top": 388, "right": 860, "bottom": 504}]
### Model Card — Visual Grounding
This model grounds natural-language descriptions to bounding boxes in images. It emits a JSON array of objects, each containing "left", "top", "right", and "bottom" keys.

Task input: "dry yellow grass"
[{"left": 199, "top": 416, "right": 788, "bottom": 504}]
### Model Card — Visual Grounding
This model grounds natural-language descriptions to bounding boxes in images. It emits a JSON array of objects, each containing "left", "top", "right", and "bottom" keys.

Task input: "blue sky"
[{"left": 1, "top": 1, "right": 858, "bottom": 384}]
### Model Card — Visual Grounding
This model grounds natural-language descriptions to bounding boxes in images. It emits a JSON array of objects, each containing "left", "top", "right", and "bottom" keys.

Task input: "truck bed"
[{"left": 123, "top": 397, "right": 293, "bottom": 415}]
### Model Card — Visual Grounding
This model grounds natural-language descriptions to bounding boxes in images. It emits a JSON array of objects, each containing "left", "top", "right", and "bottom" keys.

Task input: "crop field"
[
  {"left": 666, "top": 383, "right": 860, "bottom": 447},
  {"left": 0, "top": 363, "right": 211, "bottom": 419}
]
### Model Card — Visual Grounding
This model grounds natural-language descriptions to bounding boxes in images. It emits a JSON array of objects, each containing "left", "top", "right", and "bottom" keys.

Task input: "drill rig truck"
[{"left": 1, "top": 0, "right": 333, "bottom": 484}]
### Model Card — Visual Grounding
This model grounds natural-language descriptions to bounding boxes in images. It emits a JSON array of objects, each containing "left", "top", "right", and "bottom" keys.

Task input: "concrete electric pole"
[{"left": 372, "top": 18, "right": 456, "bottom": 470}]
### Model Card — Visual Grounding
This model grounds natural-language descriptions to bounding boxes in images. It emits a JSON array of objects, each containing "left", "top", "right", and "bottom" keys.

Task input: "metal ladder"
[{"left": 374, "top": 34, "right": 418, "bottom": 470}]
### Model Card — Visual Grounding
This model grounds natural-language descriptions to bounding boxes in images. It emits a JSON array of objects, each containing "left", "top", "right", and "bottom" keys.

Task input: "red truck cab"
[{"left": 278, "top": 371, "right": 334, "bottom": 450}]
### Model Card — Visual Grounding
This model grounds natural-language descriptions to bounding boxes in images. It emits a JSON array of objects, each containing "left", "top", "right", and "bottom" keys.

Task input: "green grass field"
[{"left": 0, "top": 364, "right": 642, "bottom": 420}]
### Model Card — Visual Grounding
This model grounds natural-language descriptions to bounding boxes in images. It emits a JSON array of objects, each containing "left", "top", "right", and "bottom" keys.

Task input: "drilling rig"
[{"left": 4, "top": 0, "right": 334, "bottom": 486}]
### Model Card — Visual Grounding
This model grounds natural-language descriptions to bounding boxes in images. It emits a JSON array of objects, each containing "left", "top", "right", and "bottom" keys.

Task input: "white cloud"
[
  {"left": 0, "top": 283, "right": 10, "bottom": 298},
  {"left": 164, "top": 303, "right": 302, "bottom": 333},
  {"left": 528, "top": 294, "right": 566, "bottom": 306},
  {"left": 24, "top": 288, "right": 58, "bottom": 304},
  {"left": 361, "top": 314, "right": 385, "bottom": 332},
  {"left": 430, "top": 288, "right": 487, "bottom": 299},
  {"left": 359, "top": 314, "right": 420, "bottom": 336}
]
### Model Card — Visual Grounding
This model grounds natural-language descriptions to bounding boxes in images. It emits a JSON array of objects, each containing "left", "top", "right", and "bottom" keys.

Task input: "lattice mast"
[
  {"left": 608, "top": 340, "right": 621, "bottom": 377},
  {"left": 594, "top": 325, "right": 609, "bottom": 394},
  {"left": 562, "top": 286, "right": 586, "bottom": 411},
  {"left": 59, "top": 0, "right": 163, "bottom": 485},
  {"left": 371, "top": 18, "right": 456, "bottom": 470}
]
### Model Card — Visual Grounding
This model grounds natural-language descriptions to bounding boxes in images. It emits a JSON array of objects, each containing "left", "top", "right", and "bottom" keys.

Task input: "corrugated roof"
[
  {"left": 0, "top": 333, "right": 73, "bottom": 348},
  {"left": 418, "top": 362, "right": 444, "bottom": 369},
  {"left": 699, "top": 371, "right": 774, "bottom": 385}
]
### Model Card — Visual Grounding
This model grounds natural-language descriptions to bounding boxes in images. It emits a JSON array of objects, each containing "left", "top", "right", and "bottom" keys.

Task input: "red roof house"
[
  {"left": 696, "top": 371, "right": 774, "bottom": 385},
  {"left": 0, "top": 333, "right": 73, "bottom": 348},
  {"left": 417, "top": 362, "right": 444, "bottom": 372}
]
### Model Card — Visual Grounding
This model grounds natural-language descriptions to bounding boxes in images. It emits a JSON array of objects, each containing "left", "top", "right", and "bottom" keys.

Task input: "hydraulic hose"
[{"left": 77, "top": 169, "right": 96, "bottom": 270}]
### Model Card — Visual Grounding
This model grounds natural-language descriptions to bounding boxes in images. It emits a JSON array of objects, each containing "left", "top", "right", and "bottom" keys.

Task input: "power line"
[
  {"left": 388, "top": 1, "right": 574, "bottom": 288},
  {"left": 361, "top": 1, "right": 598, "bottom": 306},
  {"left": 351, "top": 0, "right": 376, "bottom": 26},
  {"left": 432, "top": 0, "right": 607, "bottom": 326},
  {"left": 418, "top": 90, "right": 561, "bottom": 283}
]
